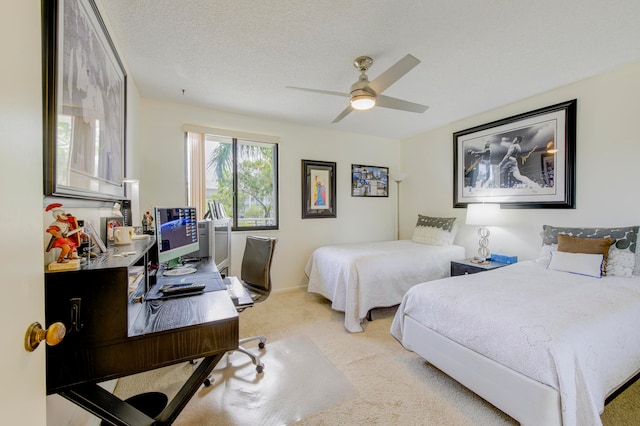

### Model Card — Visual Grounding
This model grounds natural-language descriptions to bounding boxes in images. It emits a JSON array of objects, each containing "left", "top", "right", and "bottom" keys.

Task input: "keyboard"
[{"left": 160, "top": 283, "right": 205, "bottom": 295}]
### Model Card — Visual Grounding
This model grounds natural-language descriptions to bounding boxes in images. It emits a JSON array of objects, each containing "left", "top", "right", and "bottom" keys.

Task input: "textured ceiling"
[{"left": 97, "top": 0, "right": 640, "bottom": 139}]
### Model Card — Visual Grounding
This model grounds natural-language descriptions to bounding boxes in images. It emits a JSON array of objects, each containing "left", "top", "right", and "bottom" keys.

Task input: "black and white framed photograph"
[
  {"left": 453, "top": 99, "right": 576, "bottom": 208},
  {"left": 302, "top": 159, "right": 337, "bottom": 218},
  {"left": 43, "top": 0, "right": 127, "bottom": 200},
  {"left": 351, "top": 164, "right": 389, "bottom": 197}
]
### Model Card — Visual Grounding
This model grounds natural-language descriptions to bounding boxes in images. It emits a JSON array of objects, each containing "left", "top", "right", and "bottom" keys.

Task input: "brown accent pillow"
[{"left": 557, "top": 234, "right": 615, "bottom": 275}]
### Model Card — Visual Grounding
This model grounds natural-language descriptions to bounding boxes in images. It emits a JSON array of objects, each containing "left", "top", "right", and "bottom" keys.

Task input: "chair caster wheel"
[
  {"left": 258, "top": 342, "right": 265, "bottom": 349},
  {"left": 204, "top": 377, "right": 213, "bottom": 387},
  {"left": 256, "top": 364, "right": 264, "bottom": 374}
]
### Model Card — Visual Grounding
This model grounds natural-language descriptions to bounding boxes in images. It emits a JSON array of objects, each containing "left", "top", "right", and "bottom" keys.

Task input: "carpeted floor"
[{"left": 114, "top": 288, "right": 640, "bottom": 425}]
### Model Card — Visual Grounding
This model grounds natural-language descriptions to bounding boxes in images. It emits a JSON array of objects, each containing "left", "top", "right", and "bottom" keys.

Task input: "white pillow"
[
  {"left": 608, "top": 247, "right": 635, "bottom": 277},
  {"left": 412, "top": 223, "right": 459, "bottom": 246},
  {"left": 536, "top": 243, "right": 557, "bottom": 265},
  {"left": 547, "top": 250, "right": 603, "bottom": 278}
]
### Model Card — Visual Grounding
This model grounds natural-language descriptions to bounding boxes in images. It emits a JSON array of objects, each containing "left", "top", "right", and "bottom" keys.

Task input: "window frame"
[
  {"left": 231, "top": 137, "right": 279, "bottom": 231},
  {"left": 184, "top": 125, "right": 279, "bottom": 232}
]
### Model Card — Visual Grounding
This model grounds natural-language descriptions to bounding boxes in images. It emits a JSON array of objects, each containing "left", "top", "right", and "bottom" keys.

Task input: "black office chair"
[{"left": 226, "top": 235, "right": 277, "bottom": 373}]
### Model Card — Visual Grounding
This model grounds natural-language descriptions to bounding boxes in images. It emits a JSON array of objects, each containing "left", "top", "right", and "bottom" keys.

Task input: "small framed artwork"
[
  {"left": 351, "top": 164, "right": 389, "bottom": 197},
  {"left": 85, "top": 222, "right": 107, "bottom": 253},
  {"left": 453, "top": 99, "right": 576, "bottom": 208},
  {"left": 203, "top": 201, "right": 215, "bottom": 219},
  {"left": 301, "top": 160, "right": 337, "bottom": 219},
  {"left": 100, "top": 217, "right": 124, "bottom": 246}
]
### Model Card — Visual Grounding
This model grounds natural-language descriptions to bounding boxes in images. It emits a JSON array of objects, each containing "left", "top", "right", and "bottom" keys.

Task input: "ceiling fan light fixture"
[
  {"left": 350, "top": 94, "right": 376, "bottom": 110},
  {"left": 287, "top": 54, "right": 427, "bottom": 122}
]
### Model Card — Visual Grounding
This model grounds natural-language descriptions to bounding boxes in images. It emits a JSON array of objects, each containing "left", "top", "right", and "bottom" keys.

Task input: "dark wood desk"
[{"left": 45, "top": 241, "right": 240, "bottom": 425}]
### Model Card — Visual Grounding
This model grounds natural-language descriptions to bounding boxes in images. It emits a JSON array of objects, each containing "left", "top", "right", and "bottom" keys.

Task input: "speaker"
[
  {"left": 121, "top": 199, "right": 132, "bottom": 226},
  {"left": 194, "top": 220, "right": 214, "bottom": 259}
]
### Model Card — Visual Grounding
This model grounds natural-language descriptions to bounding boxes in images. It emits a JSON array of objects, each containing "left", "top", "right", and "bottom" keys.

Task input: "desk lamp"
[{"left": 466, "top": 203, "right": 500, "bottom": 261}]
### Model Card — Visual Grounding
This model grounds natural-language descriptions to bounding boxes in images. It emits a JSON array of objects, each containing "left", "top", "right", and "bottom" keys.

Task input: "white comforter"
[
  {"left": 305, "top": 240, "right": 465, "bottom": 332},
  {"left": 391, "top": 261, "right": 640, "bottom": 426}
]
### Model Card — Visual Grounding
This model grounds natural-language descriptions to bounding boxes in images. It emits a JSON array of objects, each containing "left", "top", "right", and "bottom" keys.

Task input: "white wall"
[
  {"left": 136, "top": 61, "right": 640, "bottom": 288},
  {"left": 401, "top": 60, "right": 640, "bottom": 261},
  {"left": 137, "top": 98, "right": 400, "bottom": 289}
]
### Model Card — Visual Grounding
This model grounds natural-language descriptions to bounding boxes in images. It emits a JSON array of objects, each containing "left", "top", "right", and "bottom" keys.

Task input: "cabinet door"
[{"left": 46, "top": 268, "right": 129, "bottom": 344}]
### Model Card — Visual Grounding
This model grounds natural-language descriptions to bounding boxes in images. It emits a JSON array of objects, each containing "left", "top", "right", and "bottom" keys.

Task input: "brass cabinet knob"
[{"left": 24, "top": 322, "right": 66, "bottom": 352}]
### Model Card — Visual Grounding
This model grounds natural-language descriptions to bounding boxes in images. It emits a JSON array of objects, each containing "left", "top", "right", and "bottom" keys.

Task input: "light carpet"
[
  {"left": 114, "top": 288, "right": 640, "bottom": 425},
  {"left": 114, "top": 335, "right": 356, "bottom": 425}
]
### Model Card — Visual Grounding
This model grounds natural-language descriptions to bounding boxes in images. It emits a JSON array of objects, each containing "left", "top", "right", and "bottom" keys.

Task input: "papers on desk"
[
  {"left": 225, "top": 276, "right": 244, "bottom": 299},
  {"left": 128, "top": 266, "right": 145, "bottom": 294}
]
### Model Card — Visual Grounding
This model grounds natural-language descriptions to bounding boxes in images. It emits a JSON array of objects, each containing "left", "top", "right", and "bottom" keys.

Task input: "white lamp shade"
[
  {"left": 466, "top": 203, "right": 500, "bottom": 226},
  {"left": 393, "top": 172, "right": 409, "bottom": 183}
]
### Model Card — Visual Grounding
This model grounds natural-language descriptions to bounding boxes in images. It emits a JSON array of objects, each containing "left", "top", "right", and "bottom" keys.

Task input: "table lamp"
[{"left": 466, "top": 203, "right": 500, "bottom": 261}]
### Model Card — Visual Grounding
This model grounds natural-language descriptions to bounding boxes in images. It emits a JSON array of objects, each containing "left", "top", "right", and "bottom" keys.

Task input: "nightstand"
[{"left": 450, "top": 258, "right": 511, "bottom": 276}]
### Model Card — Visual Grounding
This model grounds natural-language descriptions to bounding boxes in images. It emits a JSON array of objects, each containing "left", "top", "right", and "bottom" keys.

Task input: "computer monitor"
[
  {"left": 214, "top": 219, "right": 231, "bottom": 276},
  {"left": 154, "top": 207, "right": 199, "bottom": 270},
  {"left": 193, "top": 219, "right": 231, "bottom": 275}
]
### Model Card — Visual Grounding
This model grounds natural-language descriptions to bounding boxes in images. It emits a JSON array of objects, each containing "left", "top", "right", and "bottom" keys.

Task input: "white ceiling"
[{"left": 98, "top": 0, "right": 640, "bottom": 140}]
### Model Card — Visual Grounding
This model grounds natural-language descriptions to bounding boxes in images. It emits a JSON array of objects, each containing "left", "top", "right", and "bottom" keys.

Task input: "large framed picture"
[
  {"left": 43, "top": 0, "right": 127, "bottom": 201},
  {"left": 301, "top": 160, "right": 337, "bottom": 219},
  {"left": 351, "top": 164, "right": 389, "bottom": 197},
  {"left": 453, "top": 99, "right": 576, "bottom": 208}
]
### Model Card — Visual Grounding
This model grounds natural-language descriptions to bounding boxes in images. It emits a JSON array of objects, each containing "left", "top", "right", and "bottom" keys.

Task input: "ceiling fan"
[{"left": 287, "top": 54, "right": 429, "bottom": 123}]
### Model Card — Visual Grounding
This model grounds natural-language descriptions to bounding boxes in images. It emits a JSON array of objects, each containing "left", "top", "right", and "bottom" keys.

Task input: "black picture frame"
[
  {"left": 351, "top": 164, "right": 389, "bottom": 197},
  {"left": 43, "top": 0, "right": 127, "bottom": 201},
  {"left": 302, "top": 160, "right": 337, "bottom": 219},
  {"left": 453, "top": 99, "right": 576, "bottom": 208}
]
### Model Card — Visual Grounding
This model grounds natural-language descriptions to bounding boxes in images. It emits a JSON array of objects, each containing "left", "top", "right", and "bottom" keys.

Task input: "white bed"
[
  {"left": 391, "top": 260, "right": 640, "bottom": 426},
  {"left": 305, "top": 239, "right": 465, "bottom": 332}
]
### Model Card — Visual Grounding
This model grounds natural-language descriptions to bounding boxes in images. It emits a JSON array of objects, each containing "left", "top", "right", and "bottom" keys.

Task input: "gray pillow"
[
  {"left": 415, "top": 214, "right": 456, "bottom": 231},
  {"left": 541, "top": 225, "right": 637, "bottom": 252}
]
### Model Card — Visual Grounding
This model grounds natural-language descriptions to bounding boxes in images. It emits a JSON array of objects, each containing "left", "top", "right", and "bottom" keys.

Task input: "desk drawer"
[
  {"left": 47, "top": 315, "right": 238, "bottom": 393},
  {"left": 451, "top": 262, "right": 483, "bottom": 276}
]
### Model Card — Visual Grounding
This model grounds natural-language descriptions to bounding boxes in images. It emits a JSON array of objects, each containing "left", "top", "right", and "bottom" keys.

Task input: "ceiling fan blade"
[
  {"left": 368, "top": 54, "right": 420, "bottom": 94},
  {"left": 332, "top": 105, "right": 353, "bottom": 123},
  {"left": 286, "top": 86, "right": 350, "bottom": 98},
  {"left": 376, "top": 95, "right": 429, "bottom": 113}
]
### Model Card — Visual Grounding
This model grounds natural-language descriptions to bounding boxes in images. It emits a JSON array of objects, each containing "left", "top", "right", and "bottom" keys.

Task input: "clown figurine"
[{"left": 45, "top": 203, "right": 80, "bottom": 263}]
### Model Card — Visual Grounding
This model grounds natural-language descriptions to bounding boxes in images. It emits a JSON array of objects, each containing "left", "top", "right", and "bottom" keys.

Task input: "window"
[{"left": 185, "top": 126, "right": 278, "bottom": 231}]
